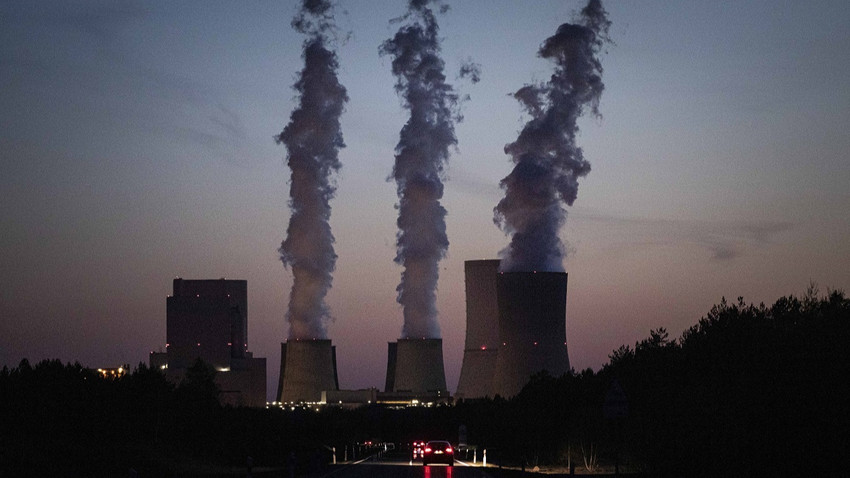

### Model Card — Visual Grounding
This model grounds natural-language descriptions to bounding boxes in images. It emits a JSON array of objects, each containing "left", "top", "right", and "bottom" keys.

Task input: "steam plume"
[
  {"left": 275, "top": 0, "right": 347, "bottom": 340},
  {"left": 494, "top": 0, "right": 611, "bottom": 272},
  {"left": 381, "top": 0, "right": 458, "bottom": 339}
]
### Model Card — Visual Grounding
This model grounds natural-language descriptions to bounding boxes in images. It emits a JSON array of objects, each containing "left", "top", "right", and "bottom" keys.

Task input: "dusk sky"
[{"left": 2, "top": 1, "right": 849, "bottom": 401}]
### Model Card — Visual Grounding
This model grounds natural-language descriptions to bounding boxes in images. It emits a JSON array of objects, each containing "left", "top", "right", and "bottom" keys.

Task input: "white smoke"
[
  {"left": 381, "top": 0, "right": 459, "bottom": 339},
  {"left": 494, "top": 0, "right": 611, "bottom": 273},
  {"left": 276, "top": 0, "right": 348, "bottom": 340}
]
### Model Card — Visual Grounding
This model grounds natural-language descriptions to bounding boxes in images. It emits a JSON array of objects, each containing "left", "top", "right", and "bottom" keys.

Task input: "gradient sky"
[{"left": 2, "top": 1, "right": 849, "bottom": 401}]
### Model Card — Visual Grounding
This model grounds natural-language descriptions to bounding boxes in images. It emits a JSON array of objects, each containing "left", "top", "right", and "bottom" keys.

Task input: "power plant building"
[
  {"left": 274, "top": 337, "right": 449, "bottom": 407},
  {"left": 456, "top": 260, "right": 571, "bottom": 399},
  {"left": 494, "top": 270, "right": 570, "bottom": 397},
  {"left": 455, "top": 260, "right": 501, "bottom": 400},
  {"left": 150, "top": 278, "right": 266, "bottom": 407},
  {"left": 277, "top": 339, "right": 339, "bottom": 403},
  {"left": 384, "top": 338, "right": 448, "bottom": 402}
]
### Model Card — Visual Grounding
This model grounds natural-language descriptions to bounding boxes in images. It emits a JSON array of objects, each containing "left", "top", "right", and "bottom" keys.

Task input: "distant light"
[
  {"left": 480, "top": 346, "right": 486, "bottom": 350},
  {"left": 533, "top": 342, "right": 538, "bottom": 345},
  {"left": 228, "top": 342, "right": 232, "bottom": 346},
  {"left": 165, "top": 343, "right": 170, "bottom": 347},
  {"left": 197, "top": 343, "right": 201, "bottom": 346},
  {"left": 160, "top": 365, "right": 167, "bottom": 370}
]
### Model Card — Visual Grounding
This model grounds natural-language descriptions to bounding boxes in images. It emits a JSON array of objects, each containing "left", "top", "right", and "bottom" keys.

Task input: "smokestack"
[
  {"left": 494, "top": 271, "right": 570, "bottom": 398},
  {"left": 455, "top": 260, "right": 500, "bottom": 400},
  {"left": 493, "top": 0, "right": 611, "bottom": 273},
  {"left": 276, "top": 0, "right": 348, "bottom": 340},
  {"left": 277, "top": 339, "right": 339, "bottom": 403},
  {"left": 385, "top": 338, "right": 447, "bottom": 394},
  {"left": 380, "top": 0, "right": 459, "bottom": 339}
]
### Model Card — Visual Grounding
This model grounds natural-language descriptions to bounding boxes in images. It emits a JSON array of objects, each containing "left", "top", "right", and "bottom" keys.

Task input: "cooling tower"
[
  {"left": 277, "top": 339, "right": 339, "bottom": 403},
  {"left": 494, "top": 271, "right": 570, "bottom": 398},
  {"left": 384, "top": 338, "right": 447, "bottom": 394},
  {"left": 455, "top": 260, "right": 501, "bottom": 400}
]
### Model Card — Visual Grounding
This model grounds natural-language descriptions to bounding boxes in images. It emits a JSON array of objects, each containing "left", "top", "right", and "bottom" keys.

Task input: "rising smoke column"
[
  {"left": 381, "top": 0, "right": 458, "bottom": 339},
  {"left": 494, "top": 0, "right": 611, "bottom": 273},
  {"left": 275, "top": 0, "right": 347, "bottom": 340}
]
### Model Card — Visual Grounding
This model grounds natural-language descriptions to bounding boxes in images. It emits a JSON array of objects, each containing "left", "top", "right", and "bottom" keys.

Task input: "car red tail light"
[
  {"left": 424, "top": 447, "right": 432, "bottom": 453},
  {"left": 445, "top": 446, "right": 453, "bottom": 453}
]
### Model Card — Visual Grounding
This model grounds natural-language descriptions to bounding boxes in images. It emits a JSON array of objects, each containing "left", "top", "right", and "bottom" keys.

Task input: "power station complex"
[
  {"left": 150, "top": 260, "right": 570, "bottom": 407},
  {"left": 276, "top": 258, "right": 570, "bottom": 405},
  {"left": 456, "top": 260, "right": 570, "bottom": 399},
  {"left": 275, "top": 335, "right": 450, "bottom": 406}
]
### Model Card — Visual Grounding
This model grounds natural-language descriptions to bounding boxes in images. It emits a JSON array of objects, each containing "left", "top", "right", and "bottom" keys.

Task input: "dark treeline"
[
  {"left": 0, "top": 359, "right": 348, "bottom": 477},
  {"left": 2, "top": 288, "right": 848, "bottom": 476},
  {"left": 460, "top": 286, "right": 850, "bottom": 476}
]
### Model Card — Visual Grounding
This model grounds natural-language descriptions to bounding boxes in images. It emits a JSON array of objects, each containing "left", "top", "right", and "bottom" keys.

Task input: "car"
[
  {"left": 422, "top": 440, "right": 454, "bottom": 466},
  {"left": 412, "top": 441, "right": 425, "bottom": 459}
]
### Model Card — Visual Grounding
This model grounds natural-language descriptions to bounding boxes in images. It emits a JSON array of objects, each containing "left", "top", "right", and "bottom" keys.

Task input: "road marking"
[{"left": 315, "top": 456, "right": 373, "bottom": 478}]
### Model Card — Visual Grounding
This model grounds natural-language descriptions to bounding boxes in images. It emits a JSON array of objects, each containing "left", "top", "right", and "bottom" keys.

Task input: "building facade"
[{"left": 150, "top": 278, "right": 266, "bottom": 407}]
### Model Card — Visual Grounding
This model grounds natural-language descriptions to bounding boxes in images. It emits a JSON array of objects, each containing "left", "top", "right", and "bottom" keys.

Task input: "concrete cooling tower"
[
  {"left": 494, "top": 271, "right": 570, "bottom": 398},
  {"left": 455, "top": 260, "right": 501, "bottom": 400},
  {"left": 384, "top": 338, "right": 447, "bottom": 394},
  {"left": 276, "top": 339, "right": 339, "bottom": 403}
]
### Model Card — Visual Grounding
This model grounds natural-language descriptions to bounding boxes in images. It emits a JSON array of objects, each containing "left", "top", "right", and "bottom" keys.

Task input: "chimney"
[
  {"left": 385, "top": 338, "right": 447, "bottom": 394},
  {"left": 455, "top": 259, "right": 501, "bottom": 400},
  {"left": 277, "top": 339, "right": 338, "bottom": 403},
  {"left": 493, "top": 271, "right": 570, "bottom": 398}
]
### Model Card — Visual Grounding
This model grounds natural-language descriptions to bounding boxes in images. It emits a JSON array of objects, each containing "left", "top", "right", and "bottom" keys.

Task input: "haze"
[{"left": 2, "top": 1, "right": 849, "bottom": 401}]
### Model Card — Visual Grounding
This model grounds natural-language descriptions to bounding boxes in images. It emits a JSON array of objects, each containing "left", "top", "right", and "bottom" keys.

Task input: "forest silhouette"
[{"left": 2, "top": 286, "right": 847, "bottom": 476}]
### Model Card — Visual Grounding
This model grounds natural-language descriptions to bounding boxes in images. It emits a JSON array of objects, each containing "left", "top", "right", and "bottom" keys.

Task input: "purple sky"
[{"left": 2, "top": 1, "right": 849, "bottom": 401}]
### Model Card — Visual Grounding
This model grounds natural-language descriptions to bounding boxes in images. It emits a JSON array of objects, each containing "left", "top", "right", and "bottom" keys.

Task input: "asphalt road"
[{"left": 311, "top": 455, "right": 514, "bottom": 478}]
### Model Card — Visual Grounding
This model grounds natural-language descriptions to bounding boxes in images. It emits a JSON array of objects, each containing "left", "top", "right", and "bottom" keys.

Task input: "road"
[{"left": 313, "top": 455, "right": 517, "bottom": 478}]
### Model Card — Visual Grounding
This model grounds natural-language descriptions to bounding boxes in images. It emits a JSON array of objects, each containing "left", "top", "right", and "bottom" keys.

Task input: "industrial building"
[
  {"left": 150, "top": 278, "right": 266, "bottom": 407},
  {"left": 456, "top": 260, "right": 571, "bottom": 399},
  {"left": 276, "top": 339, "right": 339, "bottom": 404},
  {"left": 455, "top": 260, "right": 501, "bottom": 400},
  {"left": 385, "top": 338, "right": 448, "bottom": 395},
  {"left": 273, "top": 258, "right": 570, "bottom": 406},
  {"left": 273, "top": 336, "right": 449, "bottom": 407}
]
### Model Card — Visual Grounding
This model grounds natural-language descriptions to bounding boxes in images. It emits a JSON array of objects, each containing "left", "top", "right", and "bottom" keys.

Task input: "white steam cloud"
[
  {"left": 276, "top": 0, "right": 347, "bottom": 340},
  {"left": 381, "top": 0, "right": 459, "bottom": 339},
  {"left": 494, "top": 0, "right": 611, "bottom": 273}
]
